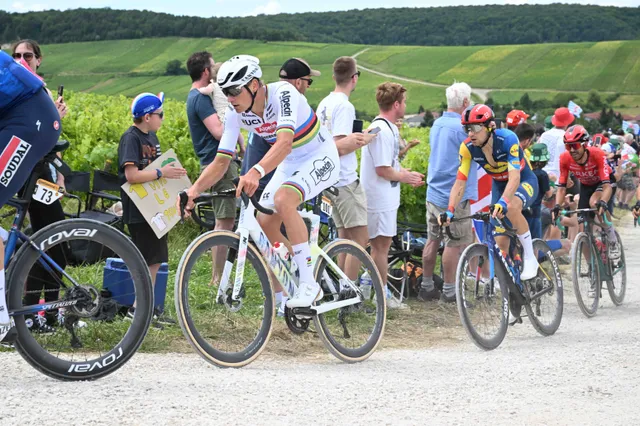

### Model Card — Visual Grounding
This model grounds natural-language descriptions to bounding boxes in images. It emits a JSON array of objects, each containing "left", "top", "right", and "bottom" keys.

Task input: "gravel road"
[{"left": 2, "top": 220, "right": 640, "bottom": 425}]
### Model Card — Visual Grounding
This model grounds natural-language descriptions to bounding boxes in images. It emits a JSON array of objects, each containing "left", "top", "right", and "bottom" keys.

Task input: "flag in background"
[
  {"left": 567, "top": 100, "right": 583, "bottom": 118},
  {"left": 622, "top": 120, "right": 630, "bottom": 132},
  {"left": 632, "top": 123, "right": 640, "bottom": 135},
  {"left": 470, "top": 165, "right": 492, "bottom": 214}
]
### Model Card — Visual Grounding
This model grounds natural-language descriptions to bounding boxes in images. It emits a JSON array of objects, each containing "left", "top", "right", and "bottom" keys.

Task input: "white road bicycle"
[{"left": 175, "top": 184, "right": 386, "bottom": 367}]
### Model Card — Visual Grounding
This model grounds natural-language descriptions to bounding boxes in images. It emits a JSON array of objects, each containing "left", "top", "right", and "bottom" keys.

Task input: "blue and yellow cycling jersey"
[
  {"left": 457, "top": 128, "right": 532, "bottom": 182},
  {"left": 0, "top": 50, "right": 44, "bottom": 116}
]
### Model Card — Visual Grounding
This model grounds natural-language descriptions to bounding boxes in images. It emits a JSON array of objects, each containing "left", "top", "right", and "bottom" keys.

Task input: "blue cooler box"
[{"left": 103, "top": 258, "right": 168, "bottom": 312}]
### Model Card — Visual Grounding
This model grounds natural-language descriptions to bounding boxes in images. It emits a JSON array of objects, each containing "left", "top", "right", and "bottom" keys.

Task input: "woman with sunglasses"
[
  {"left": 439, "top": 103, "right": 540, "bottom": 283},
  {"left": 552, "top": 125, "right": 621, "bottom": 262},
  {"left": 181, "top": 54, "right": 341, "bottom": 309}
]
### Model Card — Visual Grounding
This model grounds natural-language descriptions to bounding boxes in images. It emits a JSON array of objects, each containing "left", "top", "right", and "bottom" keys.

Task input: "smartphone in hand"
[
  {"left": 57, "top": 85, "right": 64, "bottom": 99},
  {"left": 352, "top": 119, "right": 363, "bottom": 133}
]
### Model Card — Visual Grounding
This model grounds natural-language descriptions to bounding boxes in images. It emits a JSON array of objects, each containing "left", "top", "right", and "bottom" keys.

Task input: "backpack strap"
[{"left": 372, "top": 117, "right": 393, "bottom": 132}]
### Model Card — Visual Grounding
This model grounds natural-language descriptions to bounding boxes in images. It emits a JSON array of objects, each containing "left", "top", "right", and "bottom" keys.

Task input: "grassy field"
[{"left": 37, "top": 37, "right": 640, "bottom": 117}]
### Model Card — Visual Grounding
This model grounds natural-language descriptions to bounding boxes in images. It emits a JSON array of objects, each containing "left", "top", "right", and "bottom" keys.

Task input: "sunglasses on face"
[
  {"left": 464, "top": 124, "right": 485, "bottom": 133},
  {"left": 565, "top": 142, "right": 583, "bottom": 151},
  {"left": 151, "top": 111, "right": 164, "bottom": 119},
  {"left": 222, "top": 86, "right": 244, "bottom": 97},
  {"left": 299, "top": 77, "right": 313, "bottom": 86},
  {"left": 353, "top": 70, "right": 361, "bottom": 78},
  {"left": 12, "top": 52, "right": 36, "bottom": 61}
]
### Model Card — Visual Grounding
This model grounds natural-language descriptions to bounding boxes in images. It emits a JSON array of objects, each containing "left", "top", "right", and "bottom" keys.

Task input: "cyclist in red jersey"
[{"left": 552, "top": 125, "right": 620, "bottom": 260}]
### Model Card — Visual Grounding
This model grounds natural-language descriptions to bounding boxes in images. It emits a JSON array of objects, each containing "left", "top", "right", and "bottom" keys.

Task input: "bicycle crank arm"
[
  {"left": 311, "top": 297, "right": 361, "bottom": 314},
  {"left": 528, "top": 284, "right": 554, "bottom": 303}
]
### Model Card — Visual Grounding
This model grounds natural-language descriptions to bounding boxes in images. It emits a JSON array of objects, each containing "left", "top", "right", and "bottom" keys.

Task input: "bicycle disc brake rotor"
[{"left": 219, "top": 287, "right": 244, "bottom": 313}]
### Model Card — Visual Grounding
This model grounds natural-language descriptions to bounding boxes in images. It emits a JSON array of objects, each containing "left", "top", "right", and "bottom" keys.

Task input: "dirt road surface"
[{"left": 2, "top": 219, "right": 640, "bottom": 425}]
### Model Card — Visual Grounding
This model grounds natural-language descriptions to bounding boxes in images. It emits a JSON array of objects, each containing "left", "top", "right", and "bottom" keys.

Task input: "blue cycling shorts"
[
  {"left": 491, "top": 170, "right": 539, "bottom": 234},
  {"left": 0, "top": 89, "right": 61, "bottom": 207}
]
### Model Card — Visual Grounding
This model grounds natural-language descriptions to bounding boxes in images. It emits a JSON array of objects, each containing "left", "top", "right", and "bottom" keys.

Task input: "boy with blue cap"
[{"left": 118, "top": 92, "right": 187, "bottom": 327}]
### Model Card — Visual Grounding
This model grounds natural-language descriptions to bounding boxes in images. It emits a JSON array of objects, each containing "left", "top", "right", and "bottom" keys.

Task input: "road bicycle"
[
  {"left": 175, "top": 183, "right": 386, "bottom": 367},
  {"left": 450, "top": 210, "right": 563, "bottom": 350},
  {"left": 1, "top": 141, "right": 153, "bottom": 380},
  {"left": 559, "top": 208, "right": 626, "bottom": 317}
]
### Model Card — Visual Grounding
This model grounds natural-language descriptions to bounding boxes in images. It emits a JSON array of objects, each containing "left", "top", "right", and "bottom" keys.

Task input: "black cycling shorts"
[
  {"left": 0, "top": 89, "right": 61, "bottom": 207},
  {"left": 578, "top": 182, "right": 603, "bottom": 212}
]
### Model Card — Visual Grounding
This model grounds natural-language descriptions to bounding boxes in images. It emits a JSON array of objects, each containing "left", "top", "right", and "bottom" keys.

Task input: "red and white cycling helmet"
[
  {"left": 564, "top": 125, "right": 590, "bottom": 145},
  {"left": 461, "top": 104, "right": 494, "bottom": 125}
]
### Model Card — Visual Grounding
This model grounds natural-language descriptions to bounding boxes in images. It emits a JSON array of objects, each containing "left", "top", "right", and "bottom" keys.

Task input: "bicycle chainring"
[{"left": 284, "top": 306, "right": 311, "bottom": 334}]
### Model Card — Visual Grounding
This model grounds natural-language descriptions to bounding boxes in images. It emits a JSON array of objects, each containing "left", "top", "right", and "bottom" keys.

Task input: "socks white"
[
  {"left": 518, "top": 231, "right": 535, "bottom": 261},
  {"left": 0, "top": 270, "right": 9, "bottom": 325},
  {"left": 292, "top": 243, "right": 315, "bottom": 285}
]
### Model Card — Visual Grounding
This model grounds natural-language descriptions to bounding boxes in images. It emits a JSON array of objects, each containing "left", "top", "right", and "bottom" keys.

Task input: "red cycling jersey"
[{"left": 558, "top": 146, "right": 610, "bottom": 187}]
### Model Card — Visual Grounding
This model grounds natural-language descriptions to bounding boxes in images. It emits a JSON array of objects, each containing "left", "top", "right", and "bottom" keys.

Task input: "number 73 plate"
[{"left": 33, "top": 179, "right": 65, "bottom": 205}]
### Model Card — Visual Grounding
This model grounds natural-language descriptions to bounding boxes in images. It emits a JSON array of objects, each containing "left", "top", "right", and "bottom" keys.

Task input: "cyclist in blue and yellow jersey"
[
  {"left": 0, "top": 49, "right": 62, "bottom": 342},
  {"left": 439, "top": 104, "right": 540, "bottom": 280}
]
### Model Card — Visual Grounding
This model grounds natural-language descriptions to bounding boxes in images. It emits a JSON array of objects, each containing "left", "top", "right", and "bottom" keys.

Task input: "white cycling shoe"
[
  {"left": 286, "top": 281, "right": 323, "bottom": 309},
  {"left": 521, "top": 257, "right": 540, "bottom": 281}
]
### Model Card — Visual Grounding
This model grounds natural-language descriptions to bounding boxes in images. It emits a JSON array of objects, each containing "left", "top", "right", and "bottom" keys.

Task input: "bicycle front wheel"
[
  {"left": 524, "top": 239, "right": 563, "bottom": 336},
  {"left": 606, "top": 230, "right": 626, "bottom": 306},
  {"left": 175, "top": 231, "right": 274, "bottom": 368},
  {"left": 455, "top": 243, "right": 508, "bottom": 351},
  {"left": 313, "top": 240, "right": 386, "bottom": 363},
  {"left": 7, "top": 219, "right": 153, "bottom": 381},
  {"left": 571, "top": 232, "right": 600, "bottom": 318}
]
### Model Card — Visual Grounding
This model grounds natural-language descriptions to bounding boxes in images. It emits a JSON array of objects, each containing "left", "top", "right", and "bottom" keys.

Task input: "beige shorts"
[
  {"left": 327, "top": 180, "right": 368, "bottom": 229},
  {"left": 426, "top": 200, "right": 473, "bottom": 247},
  {"left": 367, "top": 209, "right": 397, "bottom": 239},
  {"left": 203, "top": 163, "right": 238, "bottom": 220}
]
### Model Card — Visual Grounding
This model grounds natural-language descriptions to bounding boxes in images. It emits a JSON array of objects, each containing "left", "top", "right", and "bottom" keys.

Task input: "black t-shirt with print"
[{"left": 118, "top": 126, "right": 162, "bottom": 224}]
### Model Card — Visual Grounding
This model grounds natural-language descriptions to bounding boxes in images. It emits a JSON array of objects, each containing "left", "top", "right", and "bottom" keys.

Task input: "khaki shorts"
[
  {"left": 327, "top": 180, "right": 368, "bottom": 229},
  {"left": 203, "top": 162, "right": 238, "bottom": 220},
  {"left": 426, "top": 200, "right": 473, "bottom": 247}
]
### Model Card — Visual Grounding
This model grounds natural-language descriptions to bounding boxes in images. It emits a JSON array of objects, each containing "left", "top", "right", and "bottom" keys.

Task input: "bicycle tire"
[
  {"left": 313, "top": 240, "right": 386, "bottom": 363},
  {"left": 455, "top": 243, "right": 508, "bottom": 351},
  {"left": 571, "top": 232, "right": 600, "bottom": 318},
  {"left": 524, "top": 239, "right": 563, "bottom": 336},
  {"left": 606, "top": 230, "right": 626, "bottom": 306},
  {"left": 7, "top": 219, "right": 153, "bottom": 381},
  {"left": 175, "top": 231, "right": 274, "bottom": 368}
]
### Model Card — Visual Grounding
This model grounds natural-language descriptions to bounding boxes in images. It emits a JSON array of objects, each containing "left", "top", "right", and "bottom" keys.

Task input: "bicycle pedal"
[{"left": 509, "top": 317, "right": 523, "bottom": 326}]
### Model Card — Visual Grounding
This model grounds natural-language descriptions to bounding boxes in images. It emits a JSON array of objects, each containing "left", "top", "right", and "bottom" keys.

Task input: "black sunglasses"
[
  {"left": 352, "top": 71, "right": 361, "bottom": 78},
  {"left": 299, "top": 77, "right": 313, "bottom": 86},
  {"left": 222, "top": 85, "right": 245, "bottom": 97},
  {"left": 151, "top": 111, "right": 164, "bottom": 119},
  {"left": 12, "top": 52, "right": 36, "bottom": 61}
]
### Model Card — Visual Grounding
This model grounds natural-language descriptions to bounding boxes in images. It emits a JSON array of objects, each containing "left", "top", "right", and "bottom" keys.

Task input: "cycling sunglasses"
[
  {"left": 151, "top": 111, "right": 164, "bottom": 119},
  {"left": 222, "top": 85, "right": 245, "bottom": 97},
  {"left": 464, "top": 124, "right": 486, "bottom": 133},
  {"left": 299, "top": 77, "right": 313, "bottom": 86},
  {"left": 12, "top": 52, "right": 36, "bottom": 61},
  {"left": 565, "top": 142, "right": 583, "bottom": 151}
]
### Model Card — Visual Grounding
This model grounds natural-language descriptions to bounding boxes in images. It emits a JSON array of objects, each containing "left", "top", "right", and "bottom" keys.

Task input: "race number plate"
[
  {"left": 320, "top": 196, "right": 333, "bottom": 216},
  {"left": 33, "top": 179, "right": 64, "bottom": 205}
]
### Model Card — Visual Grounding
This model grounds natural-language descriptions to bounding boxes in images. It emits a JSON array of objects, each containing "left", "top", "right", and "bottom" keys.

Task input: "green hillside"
[{"left": 37, "top": 37, "right": 640, "bottom": 117}]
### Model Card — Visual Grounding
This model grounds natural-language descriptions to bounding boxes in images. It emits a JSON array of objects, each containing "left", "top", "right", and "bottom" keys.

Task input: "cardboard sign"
[{"left": 121, "top": 149, "right": 191, "bottom": 238}]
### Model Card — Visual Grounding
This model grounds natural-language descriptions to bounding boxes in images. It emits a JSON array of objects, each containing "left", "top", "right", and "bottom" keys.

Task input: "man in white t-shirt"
[
  {"left": 317, "top": 57, "right": 375, "bottom": 286},
  {"left": 361, "top": 82, "right": 425, "bottom": 308},
  {"left": 540, "top": 107, "right": 575, "bottom": 181}
]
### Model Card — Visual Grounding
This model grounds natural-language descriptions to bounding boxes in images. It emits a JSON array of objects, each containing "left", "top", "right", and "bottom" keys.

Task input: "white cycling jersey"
[{"left": 217, "top": 81, "right": 323, "bottom": 160}]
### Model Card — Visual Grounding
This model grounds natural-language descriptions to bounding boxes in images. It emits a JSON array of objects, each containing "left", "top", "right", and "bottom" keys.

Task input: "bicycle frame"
[
  {"left": 582, "top": 218, "right": 622, "bottom": 282},
  {"left": 220, "top": 198, "right": 363, "bottom": 315}
]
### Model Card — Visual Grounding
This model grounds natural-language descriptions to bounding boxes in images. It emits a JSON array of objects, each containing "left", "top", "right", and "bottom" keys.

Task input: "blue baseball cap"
[{"left": 131, "top": 92, "right": 164, "bottom": 118}]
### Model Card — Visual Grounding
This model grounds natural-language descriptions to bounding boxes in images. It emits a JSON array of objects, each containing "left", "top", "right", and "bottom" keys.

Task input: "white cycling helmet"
[{"left": 217, "top": 55, "right": 262, "bottom": 89}]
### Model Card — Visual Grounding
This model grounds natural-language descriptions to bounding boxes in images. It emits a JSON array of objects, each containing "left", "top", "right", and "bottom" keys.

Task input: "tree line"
[{"left": 1, "top": 5, "right": 639, "bottom": 47}]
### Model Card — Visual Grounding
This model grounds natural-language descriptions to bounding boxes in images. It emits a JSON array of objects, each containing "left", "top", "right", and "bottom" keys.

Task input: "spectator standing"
[
  {"left": 240, "top": 58, "right": 321, "bottom": 197},
  {"left": 118, "top": 92, "right": 187, "bottom": 327},
  {"left": 186, "top": 51, "right": 237, "bottom": 285},
  {"left": 316, "top": 57, "right": 376, "bottom": 286},
  {"left": 12, "top": 39, "right": 69, "bottom": 331},
  {"left": 419, "top": 82, "right": 476, "bottom": 303},
  {"left": 540, "top": 107, "right": 575, "bottom": 181},
  {"left": 361, "top": 83, "right": 425, "bottom": 308}
]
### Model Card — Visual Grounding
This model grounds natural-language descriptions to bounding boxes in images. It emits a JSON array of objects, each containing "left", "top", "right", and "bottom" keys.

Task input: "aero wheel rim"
[
  {"left": 528, "top": 242, "right": 562, "bottom": 328},
  {"left": 574, "top": 237, "right": 598, "bottom": 314}
]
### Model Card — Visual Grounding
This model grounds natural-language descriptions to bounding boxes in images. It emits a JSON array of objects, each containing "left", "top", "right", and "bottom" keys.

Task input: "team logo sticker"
[
  {"left": 53, "top": 120, "right": 60, "bottom": 131},
  {"left": 0, "top": 136, "right": 32, "bottom": 187},
  {"left": 310, "top": 157, "right": 335, "bottom": 185},
  {"left": 522, "top": 182, "right": 534, "bottom": 197},
  {"left": 509, "top": 144, "right": 519, "bottom": 157}
]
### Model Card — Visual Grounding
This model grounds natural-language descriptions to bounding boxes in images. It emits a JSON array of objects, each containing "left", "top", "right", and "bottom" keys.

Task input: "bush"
[{"left": 165, "top": 59, "right": 187, "bottom": 76}]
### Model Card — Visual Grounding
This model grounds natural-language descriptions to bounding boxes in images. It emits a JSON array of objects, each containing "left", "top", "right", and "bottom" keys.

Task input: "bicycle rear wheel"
[
  {"left": 571, "top": 232, "right": 600, "bottom": 318},
  {"left": 175, "top": 231, "right": 274, "bottom": 368},
  {"left": 313, "top": 240, "right": 386, "bottom": 363},
  {"left": 455, "top": 243, "right": 508, "bottom": 351},
  {"left": 606, "top": 230, "right": 626, "bottom": 306},
  {"left": 7, "top": 219, "right": 153, "bottom": 381},
  {"left": 524, "top": 239, "right": 563, "bottom": 336}
]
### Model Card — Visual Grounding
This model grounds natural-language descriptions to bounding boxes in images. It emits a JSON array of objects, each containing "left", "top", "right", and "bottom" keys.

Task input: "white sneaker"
[
  {"left": 521, "top": 257, "right": 540, "bottom": 281},
  {"left": 286, "top": 281, "right": 323, "bottom": 308},
  {"left": 382, "top": 295, "right": 409, "bottom": 310},
  {"left": 608, "top": 242, "right": 621, "bottom": 261}
]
